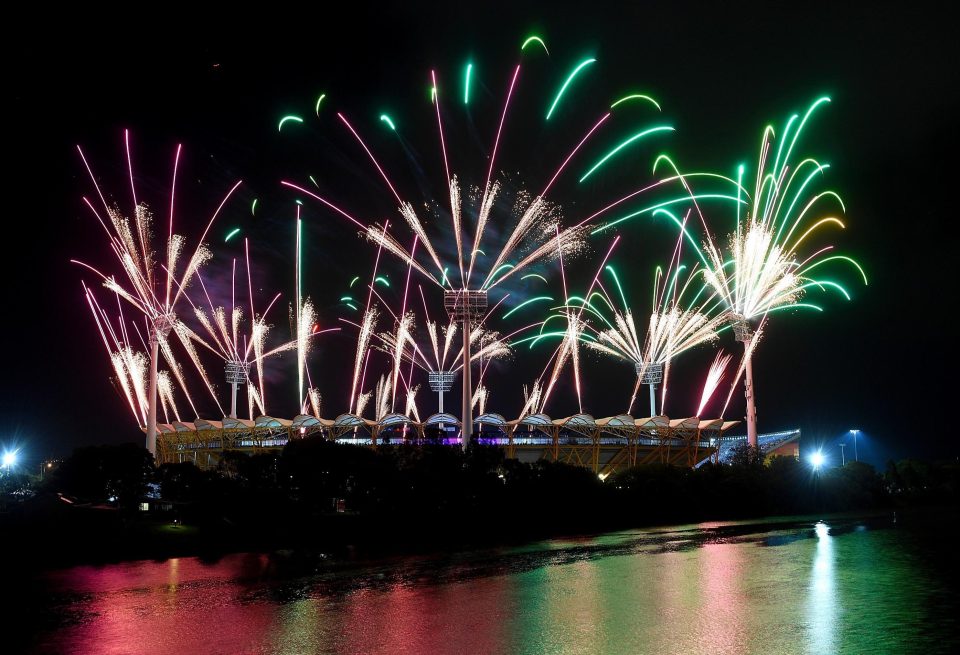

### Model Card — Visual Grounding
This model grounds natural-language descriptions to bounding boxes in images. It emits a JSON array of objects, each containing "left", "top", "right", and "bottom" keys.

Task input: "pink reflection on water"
[
  {"left": 37, "top": 554, "right": 519, "bottom": 655},
  {"left": 335, "top": 573, "right": 511, "bottom": 654},
  {"left": 38, "top": 554, "right": 281, "bottom": 655},
  {"left": 698, "top": 541, "right": 748, "bottom": 654}
]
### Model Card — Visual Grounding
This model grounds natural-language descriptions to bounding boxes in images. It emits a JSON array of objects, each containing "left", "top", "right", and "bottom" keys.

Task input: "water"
[{"left": 22, "top": 513, "right": 958, "bottom": 654}]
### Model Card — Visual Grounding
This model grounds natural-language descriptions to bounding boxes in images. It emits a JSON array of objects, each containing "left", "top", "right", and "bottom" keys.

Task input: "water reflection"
[
  {"left": 699, "top": 541, "right": 747, "bottom": 654},
  {"left": 25, "top": 515, "right": 957, "bottom": 655},
  {"left": 807, "top": 522, "right": 837, "bottom": 654}
]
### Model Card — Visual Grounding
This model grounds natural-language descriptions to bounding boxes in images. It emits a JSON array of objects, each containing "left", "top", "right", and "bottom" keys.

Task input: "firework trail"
[
  {"left": 524, "top": 237, "right": 620, "bottom": 414},
  {"left": 157, "top": 370, "right": 181, "bottom": 423},
  {"left": 295, "top": 298, "right": 318, "bottom": 413},
  {"left": 308, "top": 388, "right": 322, "bottom": 419},
  {"left": 171, "top": 242, "right": 309, "bottom": 418},
  {"left": 342, "top": 293, "right": 514, "bottom": 416},
  {"left": 338, "top": 268, "right": 526, "bottom": 417},
  {"left": 472, "top": 384, "right": 490, "bottom": 416},
  {"left": 530, "top": 229, "right": 728, "bottom": 415},
  {"left": 355, "top": 390, "right": 372, "bottom": 420},
  {"left": 280, "top": 35, "right": 679, "bottom": 300},
  {"left": 696, "top": 352, "right": 733, "bottom": 416},
  {"left": 538, "top": 311, "right": 587, "bottom": 414},
  {"left": 405, "top": 385, "right": 422, "bottom": 422},
  {"left": 84, "top": 283, "right": 185, "bottom": 426},
  {"left": 375, "top": 374, "right": 392, "bottom": 421},
  {"left": 520, "top": 381, "right": 543, "bottom": 418},
  {"left": 371, "top": 318, "right": 509, "bottom": 375},
  {"left": 350, "top": 307, "right": 379, "bottom": 414}
]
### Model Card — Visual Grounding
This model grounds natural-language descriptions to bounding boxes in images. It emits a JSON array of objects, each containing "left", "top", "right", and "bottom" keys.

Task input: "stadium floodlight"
[
  {"left": 635, "top": 361, "right": 664, "bottom": 416},
  {"left": 224, "top": 359, "right": 251, "bottom": 419},
  {"left": 444, "top": 289, "right": 487, "bottom": 450},
  {"left": 850, "top": 429, "right": 860, "bottom": 461}
]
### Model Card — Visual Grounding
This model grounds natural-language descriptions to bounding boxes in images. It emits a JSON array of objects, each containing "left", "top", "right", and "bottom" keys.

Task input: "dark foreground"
[
  {"left": 5, "top": 440, "right": 955, "bottom": 570},
  {"left": 14, "top": 512, "right": 960, "bottom": 655}
]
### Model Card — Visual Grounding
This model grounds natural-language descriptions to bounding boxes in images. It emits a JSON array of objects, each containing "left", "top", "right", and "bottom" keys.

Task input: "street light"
[
  {"left": 850, "top": 429, "right": 860, "bottom": 462},
  {"left": 839, "top": 443, "right": 846, "bottom": 467},
  {"left": 1, "top": 450, "right": 17, "bottom": 469},
  {"left": 810, "top": 450, "right": 825, "bottom": 470}
]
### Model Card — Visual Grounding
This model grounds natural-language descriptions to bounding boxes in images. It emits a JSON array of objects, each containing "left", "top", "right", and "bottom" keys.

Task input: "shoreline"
[{"left": 4, "top": 503, "right": 931, "bottom": 575}]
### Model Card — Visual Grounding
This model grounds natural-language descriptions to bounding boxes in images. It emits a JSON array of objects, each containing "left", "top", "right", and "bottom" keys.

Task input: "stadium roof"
[{"left": 156, "top": 413, "right": 738, "bottom": 434}]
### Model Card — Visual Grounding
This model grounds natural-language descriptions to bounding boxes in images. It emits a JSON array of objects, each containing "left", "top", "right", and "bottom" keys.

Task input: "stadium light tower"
[
  {"left": 636, "top": 362, "right": 664, "bottom": 416},
  {"left": 444, "top": 289, "right": 487, "bottom": 450},
  {"left": 225, "top": 359, "right": 251, "bottom": 419},
  {"left": 732, "top": 316, "right": 758, "bottom": 448},
  {"left": 428, "top": 370, "right": 456, "bottom": 415}
]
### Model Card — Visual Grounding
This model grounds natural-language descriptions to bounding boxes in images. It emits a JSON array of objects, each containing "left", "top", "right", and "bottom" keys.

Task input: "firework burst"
[
  {"left": 651, "top": 98, "right": 868, "bottom": 443},
  {"left": 280, "top": 36, "right": 676, "bottom": 438},
  {"left": 73, "top": 134, "right": 241, "bottom": 452}
]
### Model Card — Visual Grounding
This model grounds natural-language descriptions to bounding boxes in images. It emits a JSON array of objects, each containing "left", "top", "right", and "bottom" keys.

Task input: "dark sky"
[{"left": 4, "top": 1, "right": 955, "bottom": 467}]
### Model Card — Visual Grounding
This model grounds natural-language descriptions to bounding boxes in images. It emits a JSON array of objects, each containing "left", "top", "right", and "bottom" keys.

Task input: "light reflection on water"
[
  {"left": 808, "top": 522, "right": 836, "bottom": 654},
  {"left": 26, "top": 515, "right": 958, "bottom": 655}
]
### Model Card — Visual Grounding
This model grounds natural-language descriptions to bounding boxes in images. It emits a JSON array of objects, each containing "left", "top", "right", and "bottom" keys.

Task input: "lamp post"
[
  {"left": 850, "top": 429, "right": 860, "bottom": 462},
  {"left": 839, "top": 442, "right": 846, "bottom": 467}
]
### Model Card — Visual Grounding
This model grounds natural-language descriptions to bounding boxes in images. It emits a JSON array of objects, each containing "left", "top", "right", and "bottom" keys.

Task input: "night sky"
[{"left": 4, "top": 2, "right": 954, "bottom": 468}]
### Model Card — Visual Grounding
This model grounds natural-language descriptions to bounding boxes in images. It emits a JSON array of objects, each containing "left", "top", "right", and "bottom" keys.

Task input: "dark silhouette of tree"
[{"left": 47, "top": 443, "right": 154, "bottom": 510}]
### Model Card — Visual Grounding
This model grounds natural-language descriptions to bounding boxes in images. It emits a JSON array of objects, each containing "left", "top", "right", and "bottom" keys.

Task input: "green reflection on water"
[{"left": 37, "top": 515, "right": 957, "bottom": 655}]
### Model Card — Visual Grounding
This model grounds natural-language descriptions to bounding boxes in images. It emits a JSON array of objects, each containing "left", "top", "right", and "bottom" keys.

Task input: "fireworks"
[
  {"left": 279, "top": 36, "right": 678, "bottom": 443},
  {"left": 652, "top": 98, "right": 867, "bottom": 443},
  {"left": 696, "top": 352, "right": 733, "bottom": 417},
  {"left": 74, "top": 44, "right": 864, "bottom": 450},
  {"left": 175, "top": 253, "right": 302, "bottom": 419},
  {"left": 344, "top": 296, "right": 512, "bottom": 418},
  {"left": 73, "top": 135, "right": 242, "bottom": 453},
  {"left": 541, "top": 241, "right": 728, "bottom": 415}
]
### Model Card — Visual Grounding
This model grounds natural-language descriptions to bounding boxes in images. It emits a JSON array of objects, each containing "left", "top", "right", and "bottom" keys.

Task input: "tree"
[{"left": 49, "top": 443, "right": 154, "bottom": 510}]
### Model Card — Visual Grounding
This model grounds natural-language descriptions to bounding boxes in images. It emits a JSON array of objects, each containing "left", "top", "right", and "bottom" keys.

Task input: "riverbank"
[
  {"left": 4, "top": 441, "right": 955, "bottom": 571},
  {"left": 3, "top": 494, "right": 950, "bottom": 574}
]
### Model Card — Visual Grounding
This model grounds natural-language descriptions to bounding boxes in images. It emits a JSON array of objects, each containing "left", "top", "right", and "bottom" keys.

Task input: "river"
[{"left": 21, "top": 513, "right": 958, "bottom": 654}]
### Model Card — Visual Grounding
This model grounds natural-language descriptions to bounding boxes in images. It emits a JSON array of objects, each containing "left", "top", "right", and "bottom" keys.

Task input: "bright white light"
[
  {"left": 1, "top": 451, "right": 16, "bottom": 468},
  {"left": 810, "top": 451, "right": 825, "bottom": 469}
]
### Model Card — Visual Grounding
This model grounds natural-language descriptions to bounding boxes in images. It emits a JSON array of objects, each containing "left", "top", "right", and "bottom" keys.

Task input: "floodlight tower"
[
  {"left": 146, "top": 312, "right": 176, "bottom": 456},
  {"left": 444, "top": 289, "right": 487, "bottom": 450},
  {"left": 636, "top": 362, "right": 664, "bottom": 416},
  {"left": 428, "top": 370, "right": 456, "bottom": 414},
  {"left": 225, "top": 359, "right": 251, "bottom": 419},
  {"left": 732, "top": 315, "right": 758, "bottom": 448}
]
